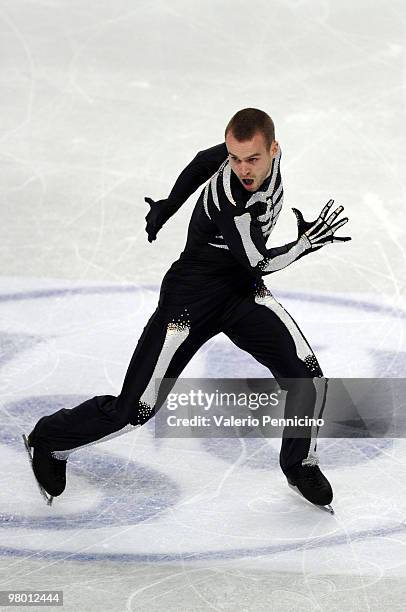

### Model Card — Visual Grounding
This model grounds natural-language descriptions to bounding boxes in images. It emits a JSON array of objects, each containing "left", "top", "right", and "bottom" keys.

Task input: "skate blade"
[
  {"left": 22, "top": 434, "right": 54, "bottom": 506},
  {"left": 288, "top": 483, "right": 334, "bottom": 515}
]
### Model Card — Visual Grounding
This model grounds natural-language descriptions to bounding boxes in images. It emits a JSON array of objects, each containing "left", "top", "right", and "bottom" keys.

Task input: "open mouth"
[{"left": 242, "top": 178, "right": 254, "bottom": 186}]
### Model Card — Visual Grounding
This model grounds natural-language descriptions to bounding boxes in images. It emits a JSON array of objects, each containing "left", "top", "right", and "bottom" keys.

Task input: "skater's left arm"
[{"left": 209, "top": 198, "right": 350, "bottom": 276}]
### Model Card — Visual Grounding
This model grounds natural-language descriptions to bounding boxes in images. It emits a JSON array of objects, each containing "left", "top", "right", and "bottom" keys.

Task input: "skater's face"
[{"left": 226, "top": 131, "right": 278, "bottom": 193}]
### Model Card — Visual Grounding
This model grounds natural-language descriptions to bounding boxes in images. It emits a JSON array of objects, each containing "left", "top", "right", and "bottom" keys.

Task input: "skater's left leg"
[
  {"left": 223, "top": 296, "right": 326, "bottom": 469},
  {"left": 222, "top": 288, "right": 332, "bottom": 507},
  {"left": 249, "top": 288, "right": 328, "bottom": 475}
]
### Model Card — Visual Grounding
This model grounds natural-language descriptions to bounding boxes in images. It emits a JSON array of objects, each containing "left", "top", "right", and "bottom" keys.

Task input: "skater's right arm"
[{"left": 145, "top": 143, "right": 228, "bottom": 242}]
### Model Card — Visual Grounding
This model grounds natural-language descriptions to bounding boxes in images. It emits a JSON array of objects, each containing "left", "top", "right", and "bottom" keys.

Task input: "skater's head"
[{"left": 225, "top": 108, "right": 279, "bottom": 192}]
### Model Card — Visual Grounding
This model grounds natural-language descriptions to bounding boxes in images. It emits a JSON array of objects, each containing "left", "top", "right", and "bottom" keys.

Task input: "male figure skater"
[{"left": 24, "top": 108, "right": 350, "bottom": 511}]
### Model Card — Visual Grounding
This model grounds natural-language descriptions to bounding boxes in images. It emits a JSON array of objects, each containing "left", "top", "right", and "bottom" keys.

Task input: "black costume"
[{"left": 30, "top": 143, "right": 328, "bottom": 474}]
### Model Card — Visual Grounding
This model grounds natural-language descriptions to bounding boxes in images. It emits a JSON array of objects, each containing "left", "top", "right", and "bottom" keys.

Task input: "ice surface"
[
  {"left": 1, "top": 278, "right": 406, "bottom": 610},
  {"left": 1, "top": 0, "right": 406, "bottom": 610}
]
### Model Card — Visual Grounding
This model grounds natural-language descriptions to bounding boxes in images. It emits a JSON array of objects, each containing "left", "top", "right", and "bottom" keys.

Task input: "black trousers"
[{"left": 30, "top": 274, "right": 326, "bottom": 473}]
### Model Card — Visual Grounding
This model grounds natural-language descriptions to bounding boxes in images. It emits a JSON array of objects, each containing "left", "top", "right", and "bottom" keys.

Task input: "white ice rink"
[{"left": 1, "top": 1, "right": 406, "bottom": 610}]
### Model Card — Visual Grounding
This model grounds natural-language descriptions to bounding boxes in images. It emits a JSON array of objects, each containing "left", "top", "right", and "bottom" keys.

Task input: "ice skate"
[
  {"left": 285, "top": 458, "right": 334, "bottom": 514},
  {"left": 22, "top": 433, "right": 67, "bottom": 505}
]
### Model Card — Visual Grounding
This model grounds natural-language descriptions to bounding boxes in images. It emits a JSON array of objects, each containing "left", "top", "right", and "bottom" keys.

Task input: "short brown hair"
[{"left": 225, "top": 108, "right": 275, "bottom": 150}]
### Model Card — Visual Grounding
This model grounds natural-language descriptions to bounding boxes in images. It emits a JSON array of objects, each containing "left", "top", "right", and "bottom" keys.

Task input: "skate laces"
[
  {"left": 52, "top": 450, "right": 70, "bottom": 461},
  {"left": 301, "top": 451, "right": 319, "bottom": 467},
  {"left": 300, "top": 454, "right": 325, "bottom": 489}
]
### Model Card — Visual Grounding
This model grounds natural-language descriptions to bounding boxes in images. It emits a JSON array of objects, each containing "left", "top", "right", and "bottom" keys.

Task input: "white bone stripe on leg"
[
  {"left": 304, "top": 376, "right": 328, "bottom": 462},
  {"left": 52, "top": 321, "right": 191, "bottom": 460},
  {"left": 51, "top": 423, "right": 141, "bottom": 460},
  {"left": 254, "top": 291, "right": 314, "bottom": 362},
  {"left": 255, "top": 291, "right": 327, "bottom": 463},
  {"left": 139, "top": 322, "right": 190, "bottom": 409}
]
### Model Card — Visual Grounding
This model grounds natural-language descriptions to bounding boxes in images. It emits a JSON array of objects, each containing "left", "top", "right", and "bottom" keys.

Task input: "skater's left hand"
[{"left": 292, "top": 199, "right": 351, "bottom": 251}]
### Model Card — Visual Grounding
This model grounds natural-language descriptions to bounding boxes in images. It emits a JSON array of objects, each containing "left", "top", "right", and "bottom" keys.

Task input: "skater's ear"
[{"left": 270, "top": 140, "right": 279, "bottom": 156}]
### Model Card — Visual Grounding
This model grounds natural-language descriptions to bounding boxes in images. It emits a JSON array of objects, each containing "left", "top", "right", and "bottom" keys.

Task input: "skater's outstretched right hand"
[
  {"left": 145, "top": 197, "right": 170, "bottom": 243},
  {"left": 292, "top": 199, "right": 351, "bottom": 252}
]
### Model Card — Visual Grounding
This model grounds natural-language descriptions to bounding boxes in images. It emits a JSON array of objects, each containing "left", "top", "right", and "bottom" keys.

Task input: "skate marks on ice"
[{"left": 0, "top": 279, "right": 406, "bottom": 572}]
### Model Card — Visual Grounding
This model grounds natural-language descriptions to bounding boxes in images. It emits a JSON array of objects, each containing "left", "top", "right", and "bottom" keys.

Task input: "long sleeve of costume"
[
  {"left": 151, "top": 143, "right": 228, "bottom": 230},
  {"left": 206, "top": 196, "right": 309, "bottom": 277},
  {"left": 167, "top": 143, "right": 228, "bottom": 208}
]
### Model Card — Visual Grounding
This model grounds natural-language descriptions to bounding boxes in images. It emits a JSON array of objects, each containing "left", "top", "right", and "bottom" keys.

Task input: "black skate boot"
[
  {"left": 22, "top": 420, "right": 67, "bottom": 505},
  {"left": 285, "top": 457, "right": 334, "bottom": 514}
]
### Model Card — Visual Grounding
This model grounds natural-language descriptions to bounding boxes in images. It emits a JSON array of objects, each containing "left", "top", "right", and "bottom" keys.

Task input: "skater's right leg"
[
  {"left": 27, "top": 303, "right": 217, "bottom": 497},
  {"left": 28, "top": 307, "right": 171, "bottom": 455}
]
